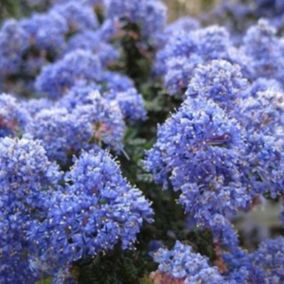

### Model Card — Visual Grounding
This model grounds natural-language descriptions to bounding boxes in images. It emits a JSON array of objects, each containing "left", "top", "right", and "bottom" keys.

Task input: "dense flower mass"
[
  {"left": 147, "top": 57, "right": 284, "bottom": 249},
  {"left": 0, "top": 137, "right": 62, "bottom": 283},
  {"left": 243, "top": 19, "right": 284, "bottom": 81},
  {"left": 250, "top": 237, "right": 284, "bottom": 283},
  {"left": 152, "top": 238, "right": 284, "bottom": 284},
  {"left": 154, "top": 24, "right": 249, "bottom": 95},
  {"left": 52, "top": 2, "right": 98, "bottom": 33},
  {"left": 145, "top": 97, "right": 253, "bottom": 247},
  {"left": 105, "top": 0, "right": 167, "bottom": 41},
  {"left": 152, "top": 241, "right": 225, "bottom": 284},
  {"left": 185, "top": 60, "right": 249, "bottom": 108},
  {"left": 0, "top": 94, "right": 30, "bottom": 138},
  {"left": 0, "top": 136, "right": 153, "bottom": 282},
  {"left": 0, "top": 20, "right": 29, "bottom": 76},
  {"left": 35, "top": 50, "right": 103, "bottom": 99},
  {"left": 0, "top": 0, "right": 284, "bottom": 283},
  {"left": 25, "top": 107, "right": 91, "bottom": 163},
  {"left": 65, "top": 30, "right": 119, "bottom": 66},
  {"left": 20, "top": 10, "right": 67, "bottom": 53},
  {"left": 26, "top": 91, "right": 126, "bottom": 162},
  {"left": 29, "top": 149, "right": 153, "bottom": 278}
]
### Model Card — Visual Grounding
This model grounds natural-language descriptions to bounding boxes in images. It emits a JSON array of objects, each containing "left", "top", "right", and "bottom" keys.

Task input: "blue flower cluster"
[
  {"left": 155, "top": 17, "right": 284, "bottom": 96},
  {"left": 35, "top": 49, "right": 103, "bottom": 99},
  {"left": 243, "top": 19, "right": 284, "bottom": 81},
  {"left": 0, "top": 20, "right": 29, "bottom": 77},
  {"left": 65, "top": 30, "right": 119, "bottom": 66},
  {"left": 146, "top": 58, "right": 284, "bottom": 247},
  {"left": 0, "top": 137, "right": 153, "bottom": 283},
  {"left": 35, "top": 51, "right": 146, "bottom": 121},
  {"left": 154, "top": 22, "right": 250, "bottom": 95},
  {"left": 52, "top": 2, "right": 99, "bottom": 33},
  {"left": 0, "top": 137, "right": 62, "bottom": 283},
  {"left": 185, "top": 60, "right": 249, "bottom": 109},
  {"left": 153, "top": 238, "right": 284, "bottom": 284},
  {"left": 212, "top": 0, "right": 284, "bottom": 34},
  {"left": 0, "top": 0, "right": 161, "bottom": 282},
  {"left": 105, "top": 0, "right": 167, "bottom": 42},
  {"left": 0, "top": 94, "right": 30, "bottom": 138},
  {"left": 1, "top": 0, "right": 284, "bottom": 283},
  {"left": 152, "top": 241, "right": 225, "bottom": 284},
  {"left": 145, "top": 96, "right": 252, "bottom": 248},
  {"left": 250, "top": 237, "right": 284, "bottom": 283},
  {"left": 0, "top": 0, "right": 152, "bottom": 164},
  {"left": 0, "top": 0, "right": 155, "bottom": 124},
  {"left": 146, "top": 7, "right": 284, "bottom": 280},
  {"left": 29, "top": 148, "right": 153, "bottom": 280}
]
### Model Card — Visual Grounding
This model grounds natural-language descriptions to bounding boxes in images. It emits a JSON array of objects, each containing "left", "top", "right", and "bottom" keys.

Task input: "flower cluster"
[
  {"left": 147, "top": 57, "right": 284, "bottom": 246},
  {"left": 152, "top": 241, "right": 225, "bottom": 284},
  {"left": 243, "top": 19, "right": 284, "bottom": 81},
  {"left": 25, "top": 107, "right": 90, "bottom": 163},
  {"left": 212, "top": 0, "right": 284, "bottom": 34},
  {"left": 65, "top": 30, "right": 119, "bottom": 66},
  {"left": 35, "top": 49, "right": 103, "bottom": 99},
  {"left": 0, "top": 0, "right": 152, "bottom": 124},
  {"left": 0, "top": 137, "right": 62, "bottom": 283},
  {"left": 154, "top": 23, "right": 249, "bottom": 95},
  {"left": 0, "top": 0, "right": 150, "bottom": 164},
  {"left": 152, "top": 238, "right": 284, "bottom": 284},
  {"left": 29, "top": 148, "right": 153, "bottom": 279},
  {"left": 0, "top": 94, "right": 30, "bottom": 138},
  {"left": 155, "top": 17, "right": 284, "bottom": 97},
  {"left": 1, "top": 0, "right": 284, "bottom": 283},
  {"left": 0, "top": 1, "right": 160, "bottom": 282},
  {"left": 250, "top": 237, "right": 284, "bottom": 283},
  {"left": 145, "top": 96, "right": 253, "bottom": 247},
  {"left": 0, "top": 137, "right": 153, "bottom": 282},
  {"left": 185, "top": 60, "right": 249, "bottom": 109},
  {"left": 0, "top": 20, "right": 29, "bottom": 77},
  {"left": 105, "top": 0, "right": 167, "bottom": 41},
  {"left": 52, "top": 2, "right": 98, "bottom": 33}
]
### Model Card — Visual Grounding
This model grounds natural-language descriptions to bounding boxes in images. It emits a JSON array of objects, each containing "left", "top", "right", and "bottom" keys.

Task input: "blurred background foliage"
[{"left": 165, "top": 0, "right": 218, "bottom": 21}]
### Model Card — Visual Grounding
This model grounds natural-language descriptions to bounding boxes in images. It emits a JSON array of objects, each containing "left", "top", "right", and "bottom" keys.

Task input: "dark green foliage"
[
  {"left": 0, "top": 0, "right": 21, "bottom": 21},
  {"left": 0, "top": 0, "right": 51, "bottom": 22},
  {"left": 76, "top": 247, "right": 154, "bottom": 284}
]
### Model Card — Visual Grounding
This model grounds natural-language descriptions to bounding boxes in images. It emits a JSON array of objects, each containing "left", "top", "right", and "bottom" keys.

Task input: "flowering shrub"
[{"left": 0, "top": 0, "right": 283, "bottom": 283}]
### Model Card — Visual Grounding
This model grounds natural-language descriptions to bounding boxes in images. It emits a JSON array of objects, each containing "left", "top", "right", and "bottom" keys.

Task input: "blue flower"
[
  {"left": 72, "top": 92, "right": 126, "bottom": 152},
  {"left": 153, "top": 241, "right": 225, "bottom": 283},
  {"left": 243, "top": 19, "right": 284, "bottom": 82},
  {"left": 35, "top": 50, "right": 102, "bottom": 99},
  {"left": 27, "top": 91, "right": 126, "bottom": 162},
  {"left": 186, "top": 60, "right": 249, "bottom": 109},
  {"left": 0, "top": 94, "right": 30, "bottom": 138},
  {"left": 145, "top": 98, "right": 252, "bottom": 246},
  {"left": 32, "top": 148, "right": 153, "bottom": 274},
  {"left": 25, "top": 107, "right": 92, "bottom": 163},
  {"left": 57, "top": 74, "right": 146, "bottom": 122},
  {"left": 0, "top": 137, "right": 62, "bottom": 283},
  {"left": 20, "top": 11, "right": 68, "bottom": 54},
  {"left": 66, "top": 30, "right": 119, "bottom": 66},
  {"left": 52, "top": 2, "right": 98, "bottom": 33},
  {"left": 0, "top": 20, "right": 29, "bottom": 76},
  {"left": 250, "top": 237, "right": 284, "bottom": 284},
  {"left": 105, "top": 0, "right": 167, "bottom": 42},
  {"left": 154, "top": 25, "right": 249, "bottom": 95},
  {"left": 164, "top": 55, "right": 202, "bottom": 95}
]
